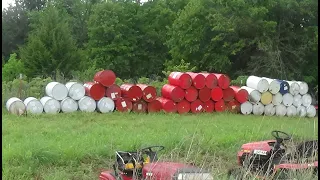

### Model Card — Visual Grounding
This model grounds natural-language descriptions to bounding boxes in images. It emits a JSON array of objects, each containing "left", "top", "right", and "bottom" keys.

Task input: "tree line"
[{"left": 2, "top": 0, "right": 318, "bottom": 92}]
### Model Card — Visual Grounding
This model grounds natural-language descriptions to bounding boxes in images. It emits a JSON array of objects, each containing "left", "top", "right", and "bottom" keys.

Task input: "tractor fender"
[{"left": 99, "top": 171, "right": 118, "bottom": 180}]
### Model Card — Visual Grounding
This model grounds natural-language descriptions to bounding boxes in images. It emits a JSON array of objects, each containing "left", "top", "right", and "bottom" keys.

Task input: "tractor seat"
[{"left": 116, "top": 151, "right": 144, "bottom": 173}]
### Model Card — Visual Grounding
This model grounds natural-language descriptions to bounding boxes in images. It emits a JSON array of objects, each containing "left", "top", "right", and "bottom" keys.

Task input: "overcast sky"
[{"left": 2, "top": 0, "right": 14, "bottom": 10}]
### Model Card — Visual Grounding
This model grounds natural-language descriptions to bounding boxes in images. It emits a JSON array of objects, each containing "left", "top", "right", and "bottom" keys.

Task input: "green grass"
[{"left": 2, "top": 111, "right": 318, "bottom": 179}]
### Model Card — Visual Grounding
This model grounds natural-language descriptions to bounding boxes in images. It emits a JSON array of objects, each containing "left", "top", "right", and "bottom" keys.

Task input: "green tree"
[
  {"left": 2, "top": 53, "right": 25, "bottom": 82},
  {"left": 20, "top": 5, "right": 81, "bottom": 79}
]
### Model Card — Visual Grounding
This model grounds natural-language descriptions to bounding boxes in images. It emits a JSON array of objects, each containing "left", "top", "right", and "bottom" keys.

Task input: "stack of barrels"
[
  {"left": 239, "top": 75, "right": 316, "bottom": 118},
  {"left": 159, "top": 72, "right": 249, "bottom": 114},
  {"left": 6, "top": 70, "right": 162, "bottom": 115}
]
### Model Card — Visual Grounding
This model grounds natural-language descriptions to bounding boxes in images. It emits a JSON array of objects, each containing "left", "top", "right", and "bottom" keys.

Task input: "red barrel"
[
  {"left": 105, "top": 84, "right": 122, "bottom": 100},
  {"left": 147, "top": 99, "right": 162, "bottom": 113},
  {"left": 120, "top": 84, "right": 143, "bottom": 102},
  {"left": 212, "top": 73, "right": 230, "bottom": 89},
  {"left": 185, "top": 86, "right": 198, "bottom": 102},
  {"left": 211, "top": 87, "right": 223, "bottom": 101},
  {"left": 203, "top": 100, "right": 215, "bottom": 113},
  {"left": 168, "top": 72, "right": 192, "bottom": 89},
  {"left": 186, "top": 72, "right": 206, "bottom": 89},
  {"left": 132, "top": 100, "right": 147, "bottom": 113},
  {"left": 230, "top": 86, "right": 248, "bottom": 103},
  {"left": 83, "top": 82, "right": 105, "bottom": 100},
  {"left": 215, "top": 99, "right": 226, "bottom": 112},
  {"left": 94, "top": 70, "right": 116, "bottom": 87},
  {"left": 161, "top": 84, "right": 185, "bottom": 102},
  {"left": 176, "top": 99, "right": 191, "bottom": 114},
  {"left": 199, "top": 73, "right": 218, "bottom": 89},
  {"left": 223, "top": 87, "right": 235, "bottom": 102},
  {"left": 137, "top": 84, "right": 157, "bottom": 102},
  {"left": 115, "top": 97, "right": 133, "bottom": 112},
  {"left": 157, "top": 97, "right": 177, "bottom": 113},
  {"left": 190, "top": 99, "right": 204, "bottom": 113},
  {"left": 199, "top": 87, "right": 211, "bottom": 102},
  {"left": 226, "top": 99, "right": 241, "bottom": 113}
]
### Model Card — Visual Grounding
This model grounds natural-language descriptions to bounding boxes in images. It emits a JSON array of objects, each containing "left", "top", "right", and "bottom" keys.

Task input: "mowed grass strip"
[{"left": 2, "top": 111, "right": 318, "bottom": 179}]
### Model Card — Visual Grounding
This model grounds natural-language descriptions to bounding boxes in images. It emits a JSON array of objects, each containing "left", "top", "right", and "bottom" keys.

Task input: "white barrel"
[
  {"left": 23, "top": 97, "right": 43, "bottom": 114},
  {"left": 286, "top": 105, "right": 297, "bottom": 117},
  {"left": 252, "top": 102, "right": 265, "bottom": 115},
  {"left": 297, "top": 106, "right": 307, "bottom": 117},
  {"left": 306, "top": 105, "right": 316, "bottom": 118},
  {"left": 241, "top": 86, "right": 261, "bottom": 103},
  {"left": 264, "top": 104, "right": 276, "bottom": 116},
  {"left": 296, "top": 81, "right": 308, "bottom": 95},
  {"left": 240, "top": 101, "right": 253, "bottom": 115},
  {"left": 78, "top": 96, "right": 96, "bottom": 112},
  {"left": 40, "top": 96, "right": 61, "bottom": 114},
  {"left": 65, "top": 82, "right": 86, "bottom": 100},
  {"left": 246, "top": 76, "right": 269, "bottom": 93},
  {"left": 6, "top": 97, "right": 26, "bottom": 115},
  {"left": 262, "top": 77, "right": 280, "bottom": 94},
  {"left": 45, "top": 82, "right": 68, "bottom": 100},
  {"left": 287, "top": 81, "right": 300, "bottom": 95},
  {"left": 275, "top": 104, "right": 287, "bottom": 116},
  {"left": 302, "top": 94, "right": 312, "bottom": 107},
  {"left": 60, "top": 97, "right": 78, "bottom": 113},
  {"left": 282, "top": 93, "right": 293, "bottom": 107},
  {"left": 272, "top": 92, "right": 283, "bottom": 106},
  {"left": 292, "top": 94, "right": 302, "bottom": 107},
  {"left": 97, "top": 97, "right": 115, "bottom": 113}
]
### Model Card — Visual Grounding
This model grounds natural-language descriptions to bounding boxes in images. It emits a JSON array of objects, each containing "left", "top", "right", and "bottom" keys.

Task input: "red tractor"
[
  {"left": 99, "top": 145, "right": 214, "bottom": 180},
  {"left": 229, "top": 130, "right": 318, "bottom": 179}
]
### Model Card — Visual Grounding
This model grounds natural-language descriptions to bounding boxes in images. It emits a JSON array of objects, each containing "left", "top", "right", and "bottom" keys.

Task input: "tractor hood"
[
  {"left": 142, "top": 162, "right": 213, "bottom": 180},
  {"left": 241, "top": 140, "right": 276, "bottom": 152}
]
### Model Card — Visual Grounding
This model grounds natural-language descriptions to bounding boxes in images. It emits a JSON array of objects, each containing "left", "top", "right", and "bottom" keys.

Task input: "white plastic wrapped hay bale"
[
  {"left": 240, "top": 101, "right": 253, "bottom": 115},
  {"left": 275, "top": 104, "right": 287, "bottom": 116},
  {"left": 296, "top": 81, "right": 308, "bottom": 95},
  {"left": 246, "top": 76, "right": 269, "bottom": 93},
  {"left": 24, "top": 97, "right": 43, "bottom": 114},
  {"left": 65, "top": 82, "right": 86, "bottom": 100},
  {"left": 262, "top": 77, "right": 280, "bottom": 94},
  {"left": 282, "top": 93, "right": 293, "bottom": 107},
  {"left": 6, "top": 97, "right": 26, "bottom": 115},
  {"left": 60, "top": 97, "right": 78, "bottom": 113},
  {"left": 45, "top": 82, "right": 68, "bottom": 100},
  {"left": 306, "top": 105, "right": 316, "bottom": 118},
  {"left": 97, "top": 97, "right": 115, "bottom": 113},
  {"left": 286, "top": 105, "right": 297, "bottom": 117},
  {"left": 287, "top": 81, "right": 300, "bottom": 95},
  {"left": 252, "top": 102, "right": 264, "bottom": 115},
  {"left": 241, "top": 86, "right": 261, "bottom": 103},
  {"left": 297, "top": 106, "right": 307, "bottom": 117},
  {"left": 78, "top": 96, "right": 96, "bottom": 112},
  {"left": 302, "top": 94, "right": 312, "bottom": 107},
  {"left": 292, "top": 94, "right": 302, "bottom": 107},
  {"left": 40, "top": 96, "right": 61, "bottom": 114},
  {"left": 264, "top": 104, "right": 276, "bottom": 116},
  {"left": 272, "top": 92, "right": 283, "bottom": 106}
]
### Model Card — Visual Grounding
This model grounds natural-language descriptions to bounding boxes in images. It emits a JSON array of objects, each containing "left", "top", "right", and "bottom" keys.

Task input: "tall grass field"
[{"left": 2, "top": 111, "right": 318, "bottom": 179}]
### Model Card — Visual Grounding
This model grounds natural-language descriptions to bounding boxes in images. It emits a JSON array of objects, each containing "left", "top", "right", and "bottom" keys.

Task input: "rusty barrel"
[
  {"left": 132, "top": 100, "right": 148, "bottom": 113},
  {"left": 94, "top": 70, "right": 116, "bottom": 87},
  {"left": 223, "top": 87, "right": 235, "bottom": 102},
  {"left": 120, "top": 84, "right": 143, "bottom": 102},
  {"left": 168, "top": 72, "right": 192, "bottom": 89},
  {"left": 83, "top": 82, "right": 105, "bottom": 100}
]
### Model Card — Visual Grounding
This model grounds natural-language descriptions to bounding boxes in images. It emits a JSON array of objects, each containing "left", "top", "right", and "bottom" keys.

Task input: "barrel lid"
[
  {"left": 240, "top": 101, "right": 253, "bottom": 115},
  {"left": 185, "top": 86, "right": 198, "bottom": 102},
  {"left": 176, "top": 99, "right": 191, "bottom": 114},
  {"left": 157, "top": 97, "right": 177, "bottom": 113},
  {"left": 214, "top": 74, "right": 230, "bottom": 89},
  {"left": 132, "top": 100, "right": 147, "bottom": 113},
  {"left": 203, "top": 100, "right": 215, "bottom": 113},
  {"left": 140, "top": 85, "right": 157, "bottom": 102},
  {"left": 97, "top": 97, "right": 115, "bottom": 113},
  {"left": 147, "top": 100, "right": 162, "bottom": 113},
  {"left": 94, "top": 70, "right": 116, "bottom": 87},
  {"left": 222, "top": 87, "right": 235, "bottom": 102},
  {"left": 211, "top": 87, "right": 223, "bottom": 101},
  {"left": 116, "top": 97, "right": 132, "bottom": 112},
  {"left": 226, "top": 100, "right": 240, "bottom": 113},
  {"left": 214, "top": 99, "right": 226, "bottom": 112},
  {"left": 190, "top": 99, "right": 204, "bottom": 113},
  {"left": 199, "top": 87, "right": 211, "bottom": 102},
  {"left": 200, "top": 73, "right": 218, "bottom": 89},
  {"left": 106, "top": 84, "right": 122, "bottom": 100}
]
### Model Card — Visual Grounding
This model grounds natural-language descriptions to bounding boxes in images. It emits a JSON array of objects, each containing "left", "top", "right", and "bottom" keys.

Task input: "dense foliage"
[{"left": 2, "top": 0, "right": 318, "bottom": 92}]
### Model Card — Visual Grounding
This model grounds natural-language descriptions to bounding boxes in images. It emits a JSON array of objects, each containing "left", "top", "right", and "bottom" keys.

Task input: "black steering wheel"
[
  {"left": 140, "top": 145, "right": 165, "bottom": 153},
  {"left": 271, "top": 130, "right": 292, "bottom": 142}
]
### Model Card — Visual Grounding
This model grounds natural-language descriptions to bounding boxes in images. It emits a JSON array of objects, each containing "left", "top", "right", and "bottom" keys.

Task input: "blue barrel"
[{"left": 276, "top": 80, "right": 289, "bottom": 95}]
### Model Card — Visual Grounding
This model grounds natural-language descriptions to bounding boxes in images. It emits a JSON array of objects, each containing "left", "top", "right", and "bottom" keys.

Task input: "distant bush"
[
  {"left": 230, "top": 76, "right": 248, "bottom": 86},
  {"left": 2, "top": 53, "right": 25, "bottom": 82}
]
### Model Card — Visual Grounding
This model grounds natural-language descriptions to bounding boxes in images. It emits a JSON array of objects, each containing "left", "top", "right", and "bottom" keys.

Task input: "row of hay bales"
[
  {"left": 239, "top": 76, "right": 316, "bottom": 117},
  {"left": 157, "top": 72, "right": 249, "bottom": 114}
]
